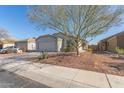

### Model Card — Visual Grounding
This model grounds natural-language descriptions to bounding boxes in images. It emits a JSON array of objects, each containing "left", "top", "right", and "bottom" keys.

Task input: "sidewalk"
[{"left": 1, "top": 57, "right": 124, "bottom": 88}]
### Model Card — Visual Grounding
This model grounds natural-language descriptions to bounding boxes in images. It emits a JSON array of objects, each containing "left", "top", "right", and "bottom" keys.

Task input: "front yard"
[{"left": 27, "top": 52, "right": 124, "bottom": 76}]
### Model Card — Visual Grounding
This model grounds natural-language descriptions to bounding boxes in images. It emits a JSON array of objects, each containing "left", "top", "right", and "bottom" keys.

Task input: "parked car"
[{"left": 0, "top": 46, "right": 23, "bottom": 54}]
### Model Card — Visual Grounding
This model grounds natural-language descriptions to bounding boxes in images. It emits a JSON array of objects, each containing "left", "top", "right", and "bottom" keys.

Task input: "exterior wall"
[
  {"left": 117, "top": 34, "right": 124, "bottom": 49},
  {"left": 27, "top": 38, "right": 36, "bottom": 51},
  {"left": 98, "top": 31, "right": 124, "bottom": 53},
  {"left": 78, "top": 41, "right": 83, "bottom": 52},
  {"left": 98, "top": 37, "right": 117, "bottom": 52},
  {"left": 53, "top": 33, "right": 68, "bottom": 49},
  {"left": 15, "top": 41, "right": 27, "bottom": 51},
  {"left": 36, "top": 36, "right": 58, "bottom": 52},
  {"left": 56, "top": 38, "right": 63, "bottom": 51},
  {"left": 3, "top": 43, "right": 15, "bottom": 48},
  {"left": 107, "top": 36, "right": 117, "bottom": 52},
  {"left": 36, "top": 33, "right": 84, "bottom": 52},
  {"left": 53, "top": 33, "right": 84, "bottom": 52},
  {"left": 79, "top": 46, "right": 83, "bottom": 52},
  {"left": 15, "top": 38, "right": 36, "bottom": 52},
  {"left": 98, "top": 41, "right": 112, "bottom": 51},
  {"left": 88, "top": 45, "right": 98, "bottom": 51},
  {"left": 27, "top": 42, "right": 36, "bottom": 51}
]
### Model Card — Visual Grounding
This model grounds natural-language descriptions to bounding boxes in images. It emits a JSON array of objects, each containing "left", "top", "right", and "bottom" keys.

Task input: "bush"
[
  {"left": 38, "top": 50, "right": 48, "bottom": 60},
  {"left": 63, "top": 47, "right": 71, "bottom": 52},
  {"left": 115, "top": 47, "right": 124, "bottom": 56},
  {"left": 63, "top": 40, "right": 75, "bottom": 52}
]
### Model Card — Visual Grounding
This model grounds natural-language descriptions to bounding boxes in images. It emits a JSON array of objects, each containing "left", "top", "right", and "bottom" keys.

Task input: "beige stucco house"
[
  {"left": 15, "top": 38, "right": 36, "bottom": 52},
  {"left": 36, "top": 34, "right": 63, "bottom": 52},
  {"left": 0, "top": 39, "right": 15, "bottom": 49},
  {"left": 36, "top": 32, "right": 83, "bottom": 52},
  {"left": 98, "top": 31, "right": 124, "bottom": 52}
]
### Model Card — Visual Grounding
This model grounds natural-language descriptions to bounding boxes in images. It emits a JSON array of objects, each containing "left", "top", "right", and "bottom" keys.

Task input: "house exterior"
[
  {"left": 88, "top": 44, "right": 98, "bottom": 51},
  {"left": 53, "top": 32, "right": 85, "bottom": 52},
  {"left": 36, "top": 35, "right": 63, "bottom": 52},
  {"left": 0, "top": 39, "right": 15, "bottom": 49},
  {"left": 53, "top": 32, "right": 72, "bottom": 49},
  {"left": 36, "top": 32, "right": 84, "bottom": 52},
  {"left": 15, "top": 38, "right": 36, "bottom": 52},
  {"left": 98, "top": 31, "right": 124, "bottom": 52}
]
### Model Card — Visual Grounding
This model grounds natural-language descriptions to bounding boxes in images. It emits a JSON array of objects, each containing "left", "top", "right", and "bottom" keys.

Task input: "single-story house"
[
  {"left": 88, "top": 44, "right": 98, "bottom": 51},
  {"left": 0, "top": 39, "right": 15, "bottom": 49},
  {"left": 15, "top": 38, "right": 36, "bottom": 52},
  {"left": 36, "top": 34, "right": 63, "bottom": 52},
  {"left": 36, "top": 32, "right": 84, "bottom": 52},
  {"left": 98, "top": 31, "right": 124, "bottom": 52},
  {"left": 53, "top": 32, "right": 87, "bottom": 52},
  {"left": 53, "top": 32, "right": 73, "bottom": 49}
]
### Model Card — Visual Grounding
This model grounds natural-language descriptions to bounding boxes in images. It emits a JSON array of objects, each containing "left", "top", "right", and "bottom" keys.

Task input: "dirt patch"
[{"left": 27, "top": 52, "right": 124, "bottom": 76}]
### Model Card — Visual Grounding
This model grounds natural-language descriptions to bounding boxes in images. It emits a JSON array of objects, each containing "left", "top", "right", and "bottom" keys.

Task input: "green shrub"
[
  {"left": 42, "top": 51, "right": 48, "bottom": 59},
  {"left": 63, "top": 40, "right": 75, "bottom": 52},
  {"left": 115, "top": 47, "right": 124, "bottom": 56},
  {"left": 38, "top": 50, "right": 48, "bottom": 60},
  {"left": 63, "top": 47, "right": 71, "bottom": 52}
]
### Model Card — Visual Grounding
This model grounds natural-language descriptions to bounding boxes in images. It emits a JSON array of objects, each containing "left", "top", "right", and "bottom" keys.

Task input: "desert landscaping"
[
  {"left": 0, "top": 5, "right": 124, "bottom": 88},
  {"left": 26, "top": 52, "right": 124, "bottom": 76}
]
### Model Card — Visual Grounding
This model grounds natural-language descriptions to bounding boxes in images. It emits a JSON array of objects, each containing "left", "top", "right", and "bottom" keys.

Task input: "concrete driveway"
[
  {"left": 0, "top": 69, "right": 49, "bottom": 88},
  {"left": 0, "top": 52, "right": 124, "bottom": 88}
]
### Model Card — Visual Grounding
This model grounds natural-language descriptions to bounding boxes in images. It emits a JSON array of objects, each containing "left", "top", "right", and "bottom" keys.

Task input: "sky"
[
  {"left": 0, "top": 5, "right": 124, "bottom": 44},
  {"left": 0, "top": 5, "right": 55, "bottom": 40}
]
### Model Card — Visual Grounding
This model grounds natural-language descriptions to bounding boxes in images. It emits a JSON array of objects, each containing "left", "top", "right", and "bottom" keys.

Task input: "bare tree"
[
  {"left": 0, "top": 28, "right": 10, "bottom": 40},
  {"left": 28, "top": 5, "right": 123, "bottom": 55}
]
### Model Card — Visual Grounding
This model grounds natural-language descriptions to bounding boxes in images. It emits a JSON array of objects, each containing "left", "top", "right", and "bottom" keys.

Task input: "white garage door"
[{"left": 38, "top": 41, "right": 57, "bottom": 52}]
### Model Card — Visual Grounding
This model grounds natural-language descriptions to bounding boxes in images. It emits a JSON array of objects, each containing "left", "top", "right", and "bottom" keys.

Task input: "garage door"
[{"left": 38, "top": 41, "right": 57, "bottom": 52}]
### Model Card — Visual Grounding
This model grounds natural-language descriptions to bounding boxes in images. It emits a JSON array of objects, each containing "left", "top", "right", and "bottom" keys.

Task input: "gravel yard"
[{"left": 27, "top": 52, "right": 124, "bottom": 76}]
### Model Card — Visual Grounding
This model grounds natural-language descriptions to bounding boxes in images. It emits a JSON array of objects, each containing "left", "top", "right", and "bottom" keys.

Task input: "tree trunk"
[
  {"left": 75, "top": 37, "right": 81, "bottom": 56},
  {"left": 76, "top": 46, "right": 80, "bottom": 56}
]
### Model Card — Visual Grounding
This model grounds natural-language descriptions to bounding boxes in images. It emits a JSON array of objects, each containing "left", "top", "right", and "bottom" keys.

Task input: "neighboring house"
[
  {"left": 15, "top": 38, "right": 36, "bottom": 52},
  {"left": 0, "top": 39, "right": 15, "bottom": 49},
  {"left": 36, "top": 32, "right": 84, "bottom": 52},
  {"left": 88, "top": 44, "right": 98, "bottom": 51},
  {"left": 98, "top": 31, "right": 124, "bottom": 52}
]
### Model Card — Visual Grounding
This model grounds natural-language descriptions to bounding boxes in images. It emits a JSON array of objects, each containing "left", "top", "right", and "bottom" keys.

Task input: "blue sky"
[
  {"left": 0, "top": 5, "right": 55, "bottom": 39},
  {"left": 0, "top": 5, "right": 124, "bottom": 44}
]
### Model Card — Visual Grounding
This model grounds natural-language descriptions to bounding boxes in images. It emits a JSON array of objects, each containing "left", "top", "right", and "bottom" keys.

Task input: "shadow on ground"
[{"left": 0, "top": 68, "right": 49, "bottom": 88}]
